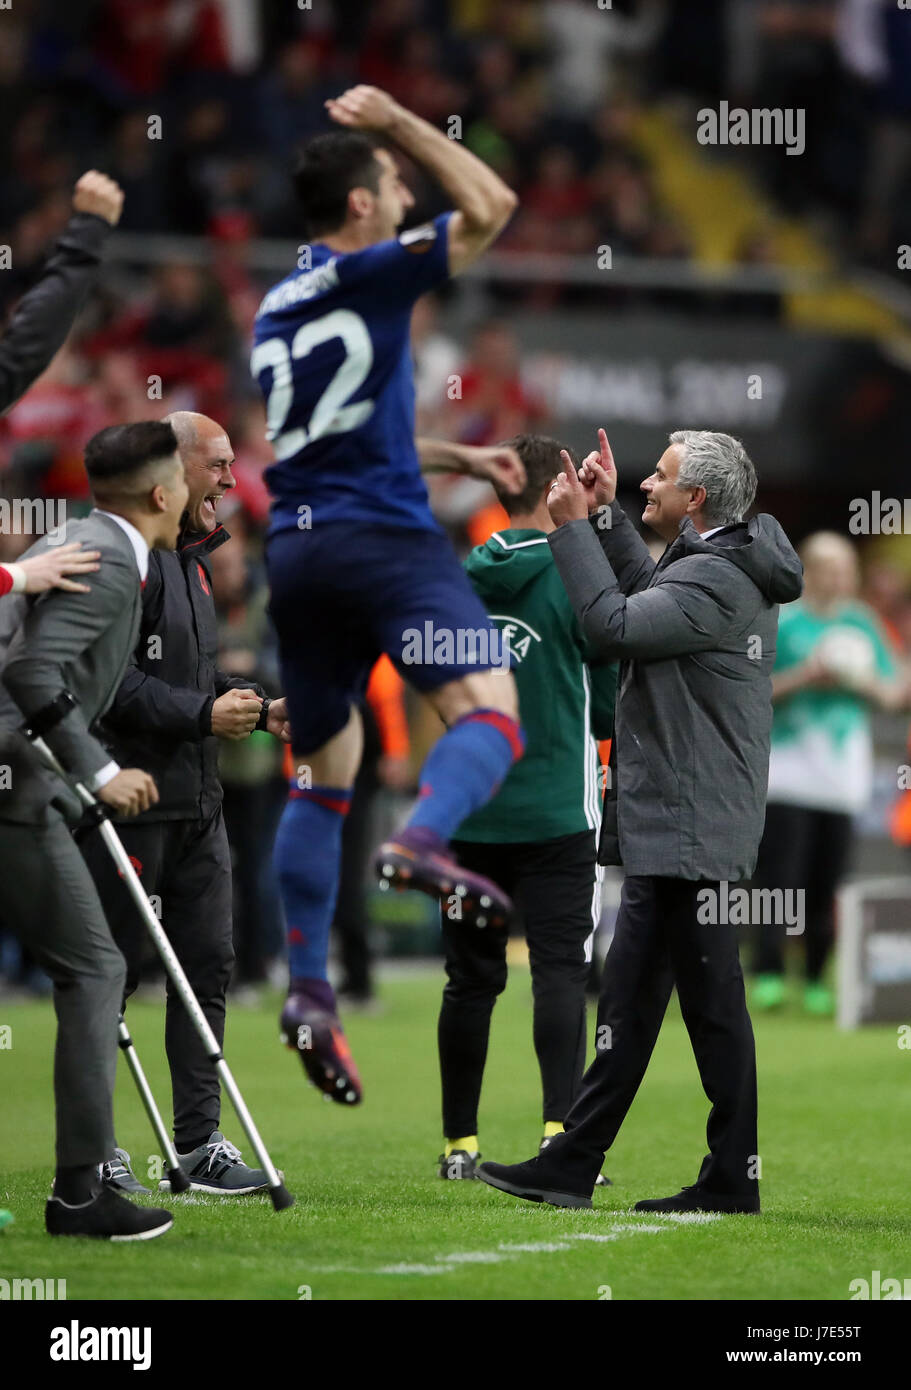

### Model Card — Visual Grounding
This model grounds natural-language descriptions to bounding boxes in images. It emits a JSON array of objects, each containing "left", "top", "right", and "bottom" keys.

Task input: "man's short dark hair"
[
  {"left": 496, "top": 435, "right": 579, "bottom": 516},
  {"left": 292, "top": 132, "right": 383, "bottom": 238},
  {"left": 84, "top": 422, "right": 179, "bottom": 489}
]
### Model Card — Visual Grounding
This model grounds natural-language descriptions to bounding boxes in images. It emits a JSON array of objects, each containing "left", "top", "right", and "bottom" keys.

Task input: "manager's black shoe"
[
  {"left": 540, "top": 1134, "right": 611, "bottom": 1188},
  {"left": 634, "top": 1185, "right": 760, "bottom": 1215},
  {"left": 477, "top": 1156, "right": 593, "bottom": 1209},
  {"left": 46, "top": 1186, "right": 174, "bottom": 1240}
]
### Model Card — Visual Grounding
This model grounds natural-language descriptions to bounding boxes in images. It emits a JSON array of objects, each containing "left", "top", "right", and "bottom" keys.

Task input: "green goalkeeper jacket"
[{"left": 456, "top": 527, "right": 618, "bottom": 845}]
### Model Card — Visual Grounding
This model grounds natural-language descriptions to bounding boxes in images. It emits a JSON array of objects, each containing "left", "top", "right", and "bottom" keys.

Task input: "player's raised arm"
[
  {"left": 417, "top": 437, "right": 526, "bottom": 496},
  {"left": 325, "top": 86, "right": 517, "bottom": 275}
]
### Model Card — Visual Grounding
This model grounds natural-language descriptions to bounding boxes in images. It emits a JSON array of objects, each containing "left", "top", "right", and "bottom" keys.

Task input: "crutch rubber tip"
[
  {"left": 167, "top": 1167, "right": 192, "bottom": 1194},
  {"left": 270, "top": 1183, "right": 295, "bottom": 1211}
]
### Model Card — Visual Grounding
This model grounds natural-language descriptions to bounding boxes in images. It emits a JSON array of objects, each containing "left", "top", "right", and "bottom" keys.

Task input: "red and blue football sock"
[
  {"left": 405, "top": 708, "right": 524, "bottom": 843},
  {"left": 274, "top": 782, "right": 352, "bottom": 998}
]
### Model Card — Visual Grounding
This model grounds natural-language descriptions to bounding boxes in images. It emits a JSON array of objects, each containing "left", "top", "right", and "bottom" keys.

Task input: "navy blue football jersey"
[{"left": 252, "top": 212, "right": 453, "bottom": 535}]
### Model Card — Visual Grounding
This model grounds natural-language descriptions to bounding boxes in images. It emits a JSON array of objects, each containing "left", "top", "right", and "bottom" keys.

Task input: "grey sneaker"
[
  {"left": 160, "top": 1131, "right": 269, "bottom": 1195},
  {"left": 438, "top": 1149, "right": 480, "bottom": 1180},
  {"left": 100, "top": 1147, "right": 151, "bottom": 1196}
]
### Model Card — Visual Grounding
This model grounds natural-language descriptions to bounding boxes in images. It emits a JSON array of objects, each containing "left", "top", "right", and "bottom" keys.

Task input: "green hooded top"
[{"left": 457, "top": 528, "right": 618, "bottom": 845}]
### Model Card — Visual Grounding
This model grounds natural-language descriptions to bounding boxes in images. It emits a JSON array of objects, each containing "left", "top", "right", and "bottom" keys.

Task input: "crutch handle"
[{"left": 74, "top": 799, "right": 113, "bottom": 842}]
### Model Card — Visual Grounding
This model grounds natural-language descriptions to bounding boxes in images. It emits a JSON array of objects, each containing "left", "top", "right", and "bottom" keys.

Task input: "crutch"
[
  {"left": 26, "top": 726, "right": 294, "bottom": 1212},
  {"left": 117, "top": 1014, "right": 191, "bottom": 1194},
  {"left": 67, "top": 811, "right": 190, "bottom": 1194}
]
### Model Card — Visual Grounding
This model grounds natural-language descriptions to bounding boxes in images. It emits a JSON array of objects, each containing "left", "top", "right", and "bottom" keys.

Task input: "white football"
[{"left": 814, "top": 627, "right": 875, "bottom": 685}]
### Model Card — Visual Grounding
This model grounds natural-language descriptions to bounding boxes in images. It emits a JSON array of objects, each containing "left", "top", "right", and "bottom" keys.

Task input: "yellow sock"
[
  {"left": 444, "top": 1135, "right": 478, "bottom": 1157},
  {"left": 543, "top": 1121, "right": 564, "bottom": 1138}
]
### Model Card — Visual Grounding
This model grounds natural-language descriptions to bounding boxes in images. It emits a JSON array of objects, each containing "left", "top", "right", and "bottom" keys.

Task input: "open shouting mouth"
[{"left": 201, "top": 494, "right": 221, "bottom": 525}]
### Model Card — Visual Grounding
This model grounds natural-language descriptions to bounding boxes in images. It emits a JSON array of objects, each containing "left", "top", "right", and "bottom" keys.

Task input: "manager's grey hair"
[{"left": 668, "top": 430, "right": 757, "bottom": 527}]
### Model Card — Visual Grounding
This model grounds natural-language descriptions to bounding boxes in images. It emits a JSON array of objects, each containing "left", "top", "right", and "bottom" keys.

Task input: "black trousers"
[
  {"left": 438, "top": 830, "right": 599, "bottom": 1136},
  {"left": 80, "top": 807, "right": 235, "bottom": 1151},
  {"left": 550, "top": 875, "right": 758, "bottom": 1198},
  {"left": 753, "top": 801, "right": 853, "bottom": 981},
  {"left": 332, "top": 763, "right": 379, "bottom": 997},
  {"left": 221, "top": 778, "right": 286, "bottom": 984}
]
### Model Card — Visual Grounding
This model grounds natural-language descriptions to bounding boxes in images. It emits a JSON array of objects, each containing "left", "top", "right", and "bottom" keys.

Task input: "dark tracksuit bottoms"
[
  {"left": 753, "top": 801, "right": 853, "bottom": 981},
  {"left": 439, "top": 829, "right": 599, "bottom": 1136},
  {"left": 80, "top": 808, "right": 234, "bottom": 1152}
]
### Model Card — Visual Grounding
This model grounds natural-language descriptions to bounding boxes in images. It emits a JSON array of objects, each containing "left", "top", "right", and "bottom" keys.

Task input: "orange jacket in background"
[{"left": 367, "top": 654, "right": 410, "bottom": 760}]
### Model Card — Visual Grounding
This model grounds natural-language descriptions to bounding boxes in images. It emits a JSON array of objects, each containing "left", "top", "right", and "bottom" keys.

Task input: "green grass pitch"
[{"left": 1, "top": 967, "right": 908, "bottom": 1301}]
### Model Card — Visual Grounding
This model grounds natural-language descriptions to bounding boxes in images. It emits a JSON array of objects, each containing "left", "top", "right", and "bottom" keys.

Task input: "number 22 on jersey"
[{"left": 251, "top": 308, "right": 375, "bottom": 461}]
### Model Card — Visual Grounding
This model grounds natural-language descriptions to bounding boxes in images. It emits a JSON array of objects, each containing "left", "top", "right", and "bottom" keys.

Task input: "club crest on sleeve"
[{"left": 399, "top": 223, "right": 437, "bottom": 254}]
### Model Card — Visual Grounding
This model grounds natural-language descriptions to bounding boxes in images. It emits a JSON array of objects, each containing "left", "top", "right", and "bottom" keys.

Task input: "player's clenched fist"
[
  {"left": 210, "top": 688, "right": 263, "bottom": 740},
  {"left": 463, "top": 444, "right": 526, "bottom": 496},
  {"left": 98, "top": 768, "right": 159, "bottom": 816},
  {"left": 73, "top": 170, "right": 125, "bottom": 227},
  {"left": 324, "top": 85, "right": 402, "bottom": 133}
]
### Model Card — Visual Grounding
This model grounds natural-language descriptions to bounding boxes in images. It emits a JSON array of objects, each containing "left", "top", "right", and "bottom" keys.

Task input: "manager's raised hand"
[
  {"left": 547, "top": 452, "right": 590, "bottom": 527},
  {"left": 579, "top": 427, "right": 618, "bottom": 511}
]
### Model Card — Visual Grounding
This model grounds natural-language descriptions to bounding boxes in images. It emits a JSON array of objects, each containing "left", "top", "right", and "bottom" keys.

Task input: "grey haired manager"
[{"left": 479, "top": 428, "right": 802, "bottom": 1215}]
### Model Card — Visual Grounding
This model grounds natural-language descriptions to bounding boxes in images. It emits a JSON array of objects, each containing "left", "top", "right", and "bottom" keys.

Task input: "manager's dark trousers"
[
  {"left": 0, "top": 815, "right": 126, "bottom": 1166},
  {"left": 550, "top": 875, "right": 758, "bottom": 1198},
  {"left": 80, "top": 807, "right": 234, "bottom": 1151}
]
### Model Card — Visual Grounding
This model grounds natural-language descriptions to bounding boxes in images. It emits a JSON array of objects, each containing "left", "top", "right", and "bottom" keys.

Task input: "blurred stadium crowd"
[
  {"left": 4, "top": 1, "right": 910, "bottom": 262},
  {"left": 2, "top": 0, "right": 911, "bottom": 1001}
]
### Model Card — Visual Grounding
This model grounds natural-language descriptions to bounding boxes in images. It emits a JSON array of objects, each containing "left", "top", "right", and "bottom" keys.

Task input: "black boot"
[{"left": 46, "top": 1186, "right": 174, "bottom": 1240}]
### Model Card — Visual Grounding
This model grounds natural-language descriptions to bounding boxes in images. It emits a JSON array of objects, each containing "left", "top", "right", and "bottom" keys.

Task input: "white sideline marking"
[
  {"left": 644, "top": 1211, "right": 722, "bottom": 1224},
  {"left": 306, "top": 1207, "right": 704, "bottom": 1277},
  {"left": 499, "top": 1241, "right": 573, "bottom": 1253},
  {"left": 435, "top": 1251, "right": 505, "bottom": 1265}
]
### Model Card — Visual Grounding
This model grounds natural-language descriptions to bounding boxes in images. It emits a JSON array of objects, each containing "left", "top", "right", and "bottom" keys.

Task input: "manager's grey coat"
[
  {"left": 549, "top": 502, "right": 803, "bottom": 882},
  {"left": 0, "top": 511, "right": 143, "bottom": 824}
]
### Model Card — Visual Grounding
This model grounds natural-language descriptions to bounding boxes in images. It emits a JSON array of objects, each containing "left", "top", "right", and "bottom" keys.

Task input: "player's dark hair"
[
  {"left": 84, "top": 422, "right": 179, "bottom": 488},
  {"left": 292, "top": 132, "right": 383, "bottom": 237},
  {"left": 496, "top": 435, "right": 579, "bottom": 517}
]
